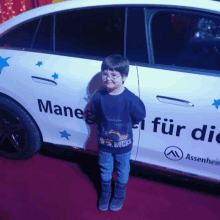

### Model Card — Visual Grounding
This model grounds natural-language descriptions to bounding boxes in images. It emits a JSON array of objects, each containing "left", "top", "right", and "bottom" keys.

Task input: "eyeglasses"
[{"left": 101, "top": 73, "right": 121, "bottom": 80}]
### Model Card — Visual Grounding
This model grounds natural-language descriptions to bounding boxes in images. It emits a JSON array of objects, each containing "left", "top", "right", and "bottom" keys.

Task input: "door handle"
[
  {"left": 31, "top": 76, "right": 57, "bottom": 86},
  {"left": 156, "top": 95, "right": 194, "bottom": 107}
]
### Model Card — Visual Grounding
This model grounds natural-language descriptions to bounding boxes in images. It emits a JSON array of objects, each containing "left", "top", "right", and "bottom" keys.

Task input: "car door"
[
  {"left": 7, "top": 6, "right": 140, "bottom": 158},
  {"left": 135, "top": 7, "right": 220, "bottom": 180}
]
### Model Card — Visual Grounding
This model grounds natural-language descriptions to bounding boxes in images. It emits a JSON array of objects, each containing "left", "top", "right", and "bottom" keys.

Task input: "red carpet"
[{"left": 0, "top": 144, "right": 220, "bottom": 220}]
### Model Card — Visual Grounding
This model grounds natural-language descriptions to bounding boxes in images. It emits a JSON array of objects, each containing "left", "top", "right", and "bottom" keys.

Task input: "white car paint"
[
  {"left": 0, "top": 49, "right": 52, "bottom": 143},
  {"left": 137, "top": 66, "right": 220, "bottom": 180}
]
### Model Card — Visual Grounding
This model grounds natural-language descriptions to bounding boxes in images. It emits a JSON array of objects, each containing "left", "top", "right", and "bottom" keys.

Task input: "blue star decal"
[
  {"left": 59, "top": 130, "right": 71, "bottom": 140},
  {"left": 212, "top": 99, "right": 220, "bottom": 109},
  {"left": 36, "top": 61, "right": 43, "bottom": 67},
  {"left": 52, "top": 73, "right": 58, "bottom": 80},
  {"left": 0, "top": 56, "right": 10, "bottom": 74}
]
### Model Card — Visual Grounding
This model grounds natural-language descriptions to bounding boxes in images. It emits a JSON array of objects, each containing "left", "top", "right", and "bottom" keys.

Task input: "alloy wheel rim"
[{"left": 0, "top": 107, "right": 27, "bottom": 156}]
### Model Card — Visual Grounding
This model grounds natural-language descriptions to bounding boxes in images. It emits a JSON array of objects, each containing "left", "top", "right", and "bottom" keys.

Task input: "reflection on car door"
[{"left": 136, "top": 8, "right": 220, "bottom": 180}]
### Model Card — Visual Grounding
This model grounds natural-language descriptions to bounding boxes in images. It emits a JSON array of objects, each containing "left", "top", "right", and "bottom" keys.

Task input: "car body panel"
[
  {"left": 8, "top": 50, "right": 140, "bottom": 160},
  {"left": 137, "top": 65, "right": 220, "bottom": 180},
  {"left": 0, "top": 49, "right": 52, "bottom": 143}
]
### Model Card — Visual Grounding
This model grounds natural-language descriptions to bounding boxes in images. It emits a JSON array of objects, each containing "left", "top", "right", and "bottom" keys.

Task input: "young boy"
[{"left": 90, "top": 54, "right": 146, "bottom": 212}]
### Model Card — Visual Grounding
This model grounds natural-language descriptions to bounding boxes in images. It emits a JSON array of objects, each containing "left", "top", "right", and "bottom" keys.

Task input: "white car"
[{"left": 0, "top": 0, "right": 220, "bottom": 182}]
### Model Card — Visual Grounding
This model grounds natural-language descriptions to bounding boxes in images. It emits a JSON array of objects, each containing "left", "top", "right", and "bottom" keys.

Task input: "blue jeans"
[{"left": 98, "top": 150, "right": 132, "bottom": 184}]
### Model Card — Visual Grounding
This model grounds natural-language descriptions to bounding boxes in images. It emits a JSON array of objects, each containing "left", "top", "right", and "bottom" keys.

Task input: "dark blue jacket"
[{"left": 90, "top": 87, "right": 146, "bottom": 154}]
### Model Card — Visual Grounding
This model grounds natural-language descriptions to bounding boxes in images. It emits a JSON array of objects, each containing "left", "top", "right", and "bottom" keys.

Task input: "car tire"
[{"left": 0, "top": 96, "right": 42, "bottom": 160}]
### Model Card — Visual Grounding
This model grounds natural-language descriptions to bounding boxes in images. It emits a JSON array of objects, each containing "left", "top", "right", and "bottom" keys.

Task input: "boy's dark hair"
[{"left": 101, "top": 54, "right": 129, "bottom": 77}]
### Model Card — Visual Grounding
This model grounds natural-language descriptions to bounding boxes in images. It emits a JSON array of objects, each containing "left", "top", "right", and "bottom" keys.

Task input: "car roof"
[{"left": 0, "top": 0, "right": 219, "bottom": 35}]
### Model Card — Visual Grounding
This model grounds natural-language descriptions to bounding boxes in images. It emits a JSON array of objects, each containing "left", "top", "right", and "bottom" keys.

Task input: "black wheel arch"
[{"left": 0, "top": 92, "right": 43, "bottom": 144}]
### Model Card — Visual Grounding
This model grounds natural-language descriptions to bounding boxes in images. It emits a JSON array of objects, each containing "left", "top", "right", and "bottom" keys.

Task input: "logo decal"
[
  {"left": 59, "top": 130, "right": 71, "bottom": 140},
  {"left": 99, "top": 137, "right": 113, "bottom": 147},
  {"left": 108, "top": 129, "right": 128, "bottom": 141},
  {"left": 36, "top": 61, "right": 43, "bottom": 67},
  {"left": 164, "top": 146, "right": 183, "bottom": 161},
  {"left": 100, "top": 137, "right": 105, "bottom": 145},
  {"left": 0, "top": 56, "right": 10, "bottom": 74},
  {"left": 212, "top": 99, "right": 220, "bottom": 109},
  {"left": 52, "top": 73, "right": 58, "bottom": 80}
]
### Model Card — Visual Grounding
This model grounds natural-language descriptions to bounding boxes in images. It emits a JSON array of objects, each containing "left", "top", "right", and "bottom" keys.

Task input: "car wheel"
[{"left": 0, "top": 96, "right": 42, "bottom": 160}]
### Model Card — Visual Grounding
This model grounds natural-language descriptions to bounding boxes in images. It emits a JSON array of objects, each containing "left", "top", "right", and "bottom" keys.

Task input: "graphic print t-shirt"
[{"left": 90, "top": 87, "right": 146, "bottom": 154}]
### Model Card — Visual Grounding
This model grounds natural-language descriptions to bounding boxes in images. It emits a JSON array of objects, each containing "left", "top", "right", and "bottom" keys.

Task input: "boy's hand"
[{"left": 132, "top": 124, "right": 138, "bottom": 128}]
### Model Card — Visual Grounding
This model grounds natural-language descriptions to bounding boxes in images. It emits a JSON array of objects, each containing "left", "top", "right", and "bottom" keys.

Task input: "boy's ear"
[{"left": 122, "top": 76, "right": 127, "bottom": 82}]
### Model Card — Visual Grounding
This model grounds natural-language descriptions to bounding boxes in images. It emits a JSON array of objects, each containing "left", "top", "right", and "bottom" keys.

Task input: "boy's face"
[{"left": 101, "top": 70, "right": 127, "bottom": 91}]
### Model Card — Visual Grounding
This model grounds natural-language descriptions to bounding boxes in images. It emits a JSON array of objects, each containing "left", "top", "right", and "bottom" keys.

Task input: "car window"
[
  {"left": 126, "top": 8, "right": 148, "bottom": 64},
  {"left": 0, "top": 19, "right": 40, "bottom": 48},
  {"left": 151, "top": 11, "right": 220, "bottom": 72},
  {"left": 32, "top": 15, "right": 53, "bottom": 51},
  {"left": 55, "top": 7, "right": 125, "bottom": 57}
]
